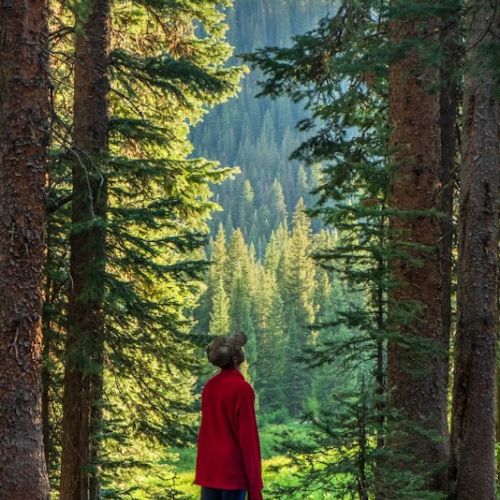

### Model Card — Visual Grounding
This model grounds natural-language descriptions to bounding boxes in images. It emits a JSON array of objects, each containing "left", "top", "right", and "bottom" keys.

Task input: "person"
[{"left": 193, "top": 332, "right": 264, "bottom": 500}]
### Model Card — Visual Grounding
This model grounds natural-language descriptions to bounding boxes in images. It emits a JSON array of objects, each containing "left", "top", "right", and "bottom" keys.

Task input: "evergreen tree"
[
  {"left": 450, "top": 1, "right": 499, "bottom": 496},
  {"left": 281, "top": 199, "right": 317, "bottom": 417},
  {"left": 246, "top": 1, "right": 452, "bottom": 495},
  {"left": 59, "top": 1, "right": 111, "bottom": 497},
  {"left": 43, "top": 0, "right": 243, "bottom": 493},
  {"left": 268, "top": 179, "right": 287, "bottom": 230},
  {"left": 0, "top": 0, "right": 51, "bottom": 496},
  {"left": 210, "top": 275, "right": 230, "bottom": 335},
  {"left": 387, "top": 3, "right": 448, "bottom": 491},
  {"left": 253, "top": 268, "right": 286, "bottom": 412}
]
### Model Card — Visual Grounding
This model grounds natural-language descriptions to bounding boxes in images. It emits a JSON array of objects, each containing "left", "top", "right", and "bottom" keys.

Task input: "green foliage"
[
  {"left": 191, "top": 0, "right": 328, "bottom": 254},
  {"left": 244, "top": 0, "right": 466, "bottom": 497},
  {"left": 44, "top": 0, "right": 243, "bottom": 493}
]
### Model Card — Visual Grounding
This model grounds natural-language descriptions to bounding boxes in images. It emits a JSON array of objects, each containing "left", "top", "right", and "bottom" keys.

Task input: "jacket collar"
[{"left": 219, "top": 367, "right": 244, "bottom": 379}]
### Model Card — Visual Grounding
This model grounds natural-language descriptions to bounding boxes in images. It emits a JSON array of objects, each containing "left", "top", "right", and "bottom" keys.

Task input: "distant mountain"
[{"left": 192, "top": 0, "right": 332, "bottom": 257}]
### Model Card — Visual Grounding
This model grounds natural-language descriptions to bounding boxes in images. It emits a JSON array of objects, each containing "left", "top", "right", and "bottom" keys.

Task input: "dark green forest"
[
  {"left": 192, "top": 0, "right": 330, "bottom": 254},
  {"left": 0, "top": 0, "right": 498, "bottom": 499}
]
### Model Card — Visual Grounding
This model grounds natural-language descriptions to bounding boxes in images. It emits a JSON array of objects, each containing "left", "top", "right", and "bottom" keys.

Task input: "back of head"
[{"left": 206, "top": 331, "right": 247, "bottom": 368}]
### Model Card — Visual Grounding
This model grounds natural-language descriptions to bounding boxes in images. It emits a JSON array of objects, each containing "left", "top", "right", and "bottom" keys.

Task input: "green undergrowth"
[{"left": 106, "top": 421, "right": 348, "bottom": 499}]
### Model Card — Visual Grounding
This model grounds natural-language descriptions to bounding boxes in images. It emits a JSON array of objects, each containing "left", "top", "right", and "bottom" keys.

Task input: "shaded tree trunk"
[
  {"left": 0, "top": 0, "right": 50, "bottom": 498},
  {"left": 438, "top": 0, "right": 459, "bottom": 412},
  {"left": 373, "top": 210, "right": 387, "bottom": 500},
  {"left": 449, "top": 1, "right": 499, "bottom": 497},
  {"left": 59, "top": 1, "right": 110, "bottom": 498},
  {"left": 387, "top": 2, "right": 448, "bottom": 492}
]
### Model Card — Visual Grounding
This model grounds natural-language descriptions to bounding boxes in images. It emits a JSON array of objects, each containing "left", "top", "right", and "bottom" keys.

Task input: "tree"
[
  {"left": 210, "top": 275, "right": 230, "bottom": 335},
  {"left": 281, "top": 199, "right": 317, "bottom": 417},
  {"left": 386, "top": 2, "right": 448, "bottom": 491},
  {"left": 450, "top": 0, "right": 499, "bottom": 496},
  {"left": 59, "top": 1, "right": 111, "bottom": 497},
  {"left": 44, "top": 0, "right": 243, "bottom": 494},
  {"left": 254, "top": 269, "right": 286, "bottom": 413},
  {"left": 247, "top": 1, "right": 457, "bottom": 495},
  {"left": 0, "top": 0, "right": 51, "bottom": 497}
]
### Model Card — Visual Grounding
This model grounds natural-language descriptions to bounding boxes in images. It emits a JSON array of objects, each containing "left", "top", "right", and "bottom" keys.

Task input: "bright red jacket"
[{"left": 193, "top": 367, "right": 264, "bottom": 499}]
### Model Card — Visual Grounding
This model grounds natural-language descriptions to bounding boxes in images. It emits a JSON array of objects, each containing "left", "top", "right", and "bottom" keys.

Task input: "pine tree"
[
  {"left": 0, "top": 1, "right": 51, "bottom": 496},
  {"left": 246, "top": 2, "right": 450, "bottom": 495},
  {"left": 268, "top": 179, "right": 287, "bottom": 231},
  {"left": 253, "top": 269, "right": 286, "bottom": 414},
  {"left": 59, "top": 1, "right": 111, "bottom": 497},
  {"left": 228, "top": 260, "right": 257, "bottom": 381},
  {"left": 43, "top": 0, "right": 243, "bottom": 493},
  {"left": 281, "top": 199, "right": 317, "bottom": 417},
  {"left": 387, "top": 2, "right": 448, "bottom": 491},
  {"left": 450, "top": 1, "right": 499, "bottom": 495},
  {"left": 210, "top": 275, "right": 230, "bottom": 335}
]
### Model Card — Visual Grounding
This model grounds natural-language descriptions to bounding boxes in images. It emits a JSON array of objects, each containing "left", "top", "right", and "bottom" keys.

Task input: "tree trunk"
[
  {"left": 59, "top": 1, "right": 110, "bottom": 498},
  {"left": 449, "top": 0, "right": 499, "bottom": 497},
  {"left": 387, "top": 2, "right": 448, "bottom": 492},
  {"left": 0, "top": 0, "right": 51, "bottom": 498},
  {"left": 438, "top": 0, "right": 459, "bottom": 421},
  {"left": 373, "top": 214, "right": 386, "bottom": 500}
]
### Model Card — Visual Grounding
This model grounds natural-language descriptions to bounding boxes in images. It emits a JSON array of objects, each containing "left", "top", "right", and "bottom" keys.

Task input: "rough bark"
[
  {"left": 0, "top": 0, "right": 51, "bottom": 498},
  {"left": 387, "top": 2, "right": 448, "bottom": 492},
  {"left": 449, "top": 1, "right": 499, "bottom": 497},
  {"left": 59, "top": 1, "right": 110, "bottom": 498}
]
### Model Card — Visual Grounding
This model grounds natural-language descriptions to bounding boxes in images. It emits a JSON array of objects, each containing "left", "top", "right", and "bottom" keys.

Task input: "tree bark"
[
  {"left": 0, "top": 0, "right": 51, "bottom": 498},
  {"left": 59, "top": 1, "right": 110, "bottom": 498},
  {"left": 450, "top": 1, "right": 499, "bottom": 497},
  {"left": 387, "top": 1, "right": 448, "bottom": 492}
]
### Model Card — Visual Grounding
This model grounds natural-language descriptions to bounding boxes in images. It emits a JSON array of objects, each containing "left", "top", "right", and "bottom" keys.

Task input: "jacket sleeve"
[{"left": 235, "top": 383, "right": 264, "bottom": 500}]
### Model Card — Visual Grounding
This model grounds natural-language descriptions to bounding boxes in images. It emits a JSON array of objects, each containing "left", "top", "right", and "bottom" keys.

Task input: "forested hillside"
[{"left": 192, "top": 0, "right": 331, "bottom": 254}]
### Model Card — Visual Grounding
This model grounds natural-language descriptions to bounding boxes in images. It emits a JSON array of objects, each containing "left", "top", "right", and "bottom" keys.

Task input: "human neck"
[{"left": 222, "top": 364, "right": 240, "bottom": 371}]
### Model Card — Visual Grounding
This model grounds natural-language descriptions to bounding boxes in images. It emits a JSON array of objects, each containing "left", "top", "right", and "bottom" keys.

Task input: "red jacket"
[{"left": 193, "top": 367, "right": 264, "bottom": 499}]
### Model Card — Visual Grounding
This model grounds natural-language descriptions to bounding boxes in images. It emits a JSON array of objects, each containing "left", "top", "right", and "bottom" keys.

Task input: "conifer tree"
[
  {"left": 253, "top": 269, "right": 286, "bottom": 414},
  {"left": 59, "top": 1, "right": 111, "bottom": 497},
  {"left": 387, "top": 3, "right": 448, "bottom": 491},
  {"left": 0, "top": 1, "right": 51, "bottom": 496},
  {"left": 281, "top": 199, "right": 317, "bottom": 417},
  {"left": 43, "top": 0, "right": 243, "bottom": 493},
  {"left": 450, "top": 1, "right": 499, "bottom": 496},
  {"left": 246, "top": 2, "right": 450, "bottom": 495},
  {"left": 210, "top": 275, "right": 230, "bottom": 335}
]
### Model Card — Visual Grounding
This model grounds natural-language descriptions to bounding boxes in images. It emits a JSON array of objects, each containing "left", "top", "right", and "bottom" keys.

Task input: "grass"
[{"left": 106, "top": 421, "right": 349, "bottom": 499}]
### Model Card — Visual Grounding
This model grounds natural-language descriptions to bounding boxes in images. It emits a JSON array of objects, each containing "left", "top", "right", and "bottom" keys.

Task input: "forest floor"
[{"left": 109, "top": 421, "right": 345, "bottom": 499}]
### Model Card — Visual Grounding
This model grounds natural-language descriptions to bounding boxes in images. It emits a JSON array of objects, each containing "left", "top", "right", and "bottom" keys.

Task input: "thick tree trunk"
[
  {"left": 449, "top": 1, "right": 499, "bottom": 497},
  {"left": 0, "top": 1, "right": 51, "bottom": 498},
  {"left": 59, "top": 1, "right": 110, "bottom": 498},
  {"left": 387, "top": 2, "right": 448, "bottom": 492}
]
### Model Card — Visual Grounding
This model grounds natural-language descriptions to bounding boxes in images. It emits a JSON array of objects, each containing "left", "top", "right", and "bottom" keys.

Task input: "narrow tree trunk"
[
  {"left": 42, "top": 208, "right": 54, "bottom": 475},
  {"left": 449, "top": 1, "right": 499, "bottom": 497},
  {"left": 373, "top": 217, "right": 386, "bottom": 500},
  {"left": 387, "top": 2, "right": 448, "bottom": 492},
  {"left": 59, "top": 1, "right": 110, "bottom": 498},
  {"left": 0, "top": 1, "right": 51, "bottom": 498},
  {"left": 438, "top": 0, "right": 459, "bottom": 417},
  {"left": 42, "top": 312, "right": 51, "bottom": 473}
]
